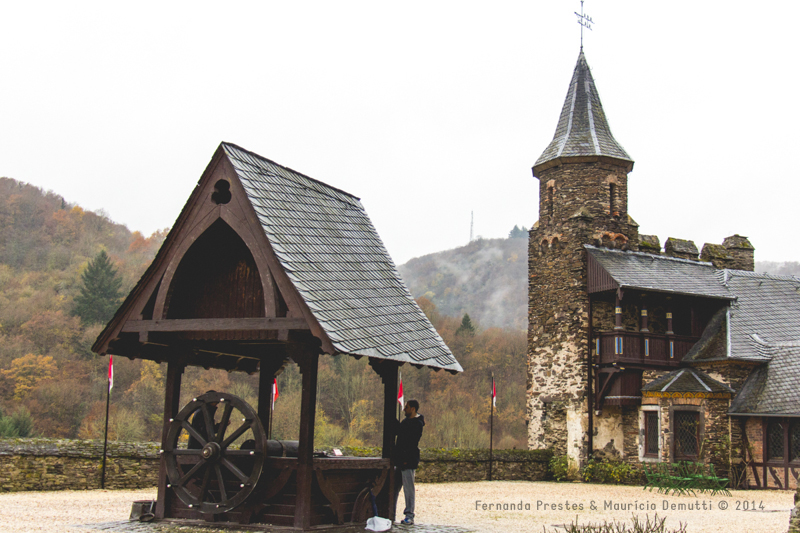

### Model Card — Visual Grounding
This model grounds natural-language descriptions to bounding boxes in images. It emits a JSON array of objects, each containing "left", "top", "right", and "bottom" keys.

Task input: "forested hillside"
[
  {"left": 0, "top": 177, "right": 165, "bottom": 439},
  {"left": 398, "top": 237, "right": 528, "bottom": 331},
  {"left": 0, "top": 177, "right": 527, "bottom": 449}
]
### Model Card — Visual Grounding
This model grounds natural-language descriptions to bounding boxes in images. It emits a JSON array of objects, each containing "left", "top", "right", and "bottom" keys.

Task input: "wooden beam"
[
  {"left": 294, "top": 349, "right": 319, "bottom": 530},
  {"left": 121, "top": 317, "right": 309, "bottom": 333}
]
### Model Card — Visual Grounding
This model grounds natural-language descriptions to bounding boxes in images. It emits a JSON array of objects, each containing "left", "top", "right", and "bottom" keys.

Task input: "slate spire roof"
[{"left": 534, "top": 50, "right": 633, "bottom": 171}]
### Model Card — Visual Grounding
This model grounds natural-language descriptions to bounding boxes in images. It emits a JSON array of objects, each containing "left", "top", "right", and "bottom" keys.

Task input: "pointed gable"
[
  {"left": 534, "top": 50, "right": 633, "bottom": 172},
  {"left": 93, "top": 143, "right": 460, "bottom": 374}
]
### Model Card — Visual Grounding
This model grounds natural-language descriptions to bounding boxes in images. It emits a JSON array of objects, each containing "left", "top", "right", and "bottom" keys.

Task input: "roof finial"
[{"left": 575, "top": 0, "right": 594, "bottom": 50}]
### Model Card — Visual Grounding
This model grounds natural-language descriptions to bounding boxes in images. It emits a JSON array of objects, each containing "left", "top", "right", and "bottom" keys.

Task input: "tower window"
[
  {"left": 547, "top": 186, "right": 554, "bottom": 218},
  {"left": 609, "top": 183, "right": 617, "bottom": 215}
]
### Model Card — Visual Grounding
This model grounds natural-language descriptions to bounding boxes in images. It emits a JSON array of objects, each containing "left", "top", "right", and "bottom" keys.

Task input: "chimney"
[
  {"left": 722, "top": 235, "right": 755, "bottom": 271},
  {"left": 700, "top": 243, "right": 734, "bottom": 269},
  {"left": 664, "top": 238, "right": 698, "bottom": 261},
  {"left": 638, "top": 234, "right": 661, "bottom": 255}
]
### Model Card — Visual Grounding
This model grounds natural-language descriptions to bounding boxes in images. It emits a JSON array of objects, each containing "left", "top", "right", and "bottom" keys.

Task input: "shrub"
[
  {"left": 581, "top": 458, "right": 633, "bottom": 484},
  {"left": 550, "top": 454, "right": 578, "bottom": 481}
]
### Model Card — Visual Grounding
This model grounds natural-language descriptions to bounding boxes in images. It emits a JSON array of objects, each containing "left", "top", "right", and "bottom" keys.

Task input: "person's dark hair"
[{"left": 407, "top": 399, "right": 419, "bottom": 411}]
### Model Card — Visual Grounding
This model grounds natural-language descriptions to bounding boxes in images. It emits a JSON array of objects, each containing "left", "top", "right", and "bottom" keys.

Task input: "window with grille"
[
  {"left": 767, "top": 420, "right": 785, "bottom": 461},
  {"left": 674, "top": 411, "right": 699, "bottom": 458},
  {"left": 791, "top": 422, "right": 800, "bottom": 462},
  {"left": 644, "top": 411, "right": 659, "bottom": 457}
]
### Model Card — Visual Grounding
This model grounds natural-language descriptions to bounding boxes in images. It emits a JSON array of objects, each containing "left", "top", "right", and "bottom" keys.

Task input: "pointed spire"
[{"left": 534, "top": 51, "right": 632, "bottom": 173}]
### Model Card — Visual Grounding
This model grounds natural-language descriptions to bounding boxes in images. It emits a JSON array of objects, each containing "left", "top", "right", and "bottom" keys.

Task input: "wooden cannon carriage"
[{"left": 92, "top": 143, "right": 461, "bottom": 530}]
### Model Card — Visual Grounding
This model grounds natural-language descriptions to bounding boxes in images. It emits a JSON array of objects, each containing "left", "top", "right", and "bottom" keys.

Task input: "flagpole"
[
  {"left": 101, "top": 355, "right": 112, "bottom": 489},
  {"left": 397, "top": 370, "right": 402, "bottom": 420},
  {"left": 488, "top": 373, "right": 494, "bottom": 482}
]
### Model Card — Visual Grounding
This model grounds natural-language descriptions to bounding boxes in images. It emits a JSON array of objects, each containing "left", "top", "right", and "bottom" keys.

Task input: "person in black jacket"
[{"left": 393, "top": 399, "right": 424, "bottom": 525}]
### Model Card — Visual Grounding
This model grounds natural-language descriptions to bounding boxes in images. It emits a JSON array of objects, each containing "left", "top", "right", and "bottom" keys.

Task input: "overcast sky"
[{"left": 2, "top": 2, "right": 798, "bottom": 266}]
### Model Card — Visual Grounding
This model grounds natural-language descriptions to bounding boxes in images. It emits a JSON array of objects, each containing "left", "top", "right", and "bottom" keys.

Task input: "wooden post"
[
  {"left": 614, "top": 293, "right": 623, "bottom": 330},
  {"left": 382, "top": 363, "right": 398, "bottom": 520},
  {"left": 294, "top": 349, "right": 319, "bottom": 530},
  {"left": 155, "top": 359, "right": 184, "bottom": 519},
  {"left": 369, "top": 359, "right": 398, "bottom": 519},
  {"left": 640, "top": 295, "right": 649, "bottom": 333},
  {"left": 666, "top": 298, "right": 674, "bottom": 335},
  {"left": 258, "top": 352, "right": 287, "bottom": 440}
]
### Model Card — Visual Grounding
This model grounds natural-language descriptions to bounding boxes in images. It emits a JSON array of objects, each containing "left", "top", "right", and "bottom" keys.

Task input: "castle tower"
[{"left": 527, "top": 51, "right": 637, "bottom": 462}]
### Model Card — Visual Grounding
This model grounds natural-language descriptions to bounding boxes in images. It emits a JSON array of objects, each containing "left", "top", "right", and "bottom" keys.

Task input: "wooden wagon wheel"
[{"left": 164, "top": 392, "right": 266, "bottom": 514}]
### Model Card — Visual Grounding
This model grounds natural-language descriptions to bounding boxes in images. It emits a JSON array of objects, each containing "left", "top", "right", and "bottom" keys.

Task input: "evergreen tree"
[
  {"left": 508, "top": 225, "right": 529, "bottom": 239},
  {"left": 72, "top": 249, "right": 123, "bottom": 325},
  {"left": 456, "top": 313, "right": 476, "bottom": 336}
]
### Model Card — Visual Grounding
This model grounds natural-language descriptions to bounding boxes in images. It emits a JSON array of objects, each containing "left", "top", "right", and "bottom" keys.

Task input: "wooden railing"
[{"left": 597, "top": 331, "right": 698, "bottom": 366}]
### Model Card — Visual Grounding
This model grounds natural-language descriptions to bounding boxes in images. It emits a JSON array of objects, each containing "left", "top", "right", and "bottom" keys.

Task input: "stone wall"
[
  {"left": 0, "top": 438, "right": 160, "bottom": 492},
  {"left": 0, "top": 440, "right": 552, "bottom": 492}
]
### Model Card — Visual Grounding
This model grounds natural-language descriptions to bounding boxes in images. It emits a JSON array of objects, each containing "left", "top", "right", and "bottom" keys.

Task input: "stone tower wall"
[{"left": 528, "top": 160, "right": 637, "bottom": 464}]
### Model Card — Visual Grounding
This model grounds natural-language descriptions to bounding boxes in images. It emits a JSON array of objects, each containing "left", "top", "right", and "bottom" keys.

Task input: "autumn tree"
[
  {"left": 1, "top": 354, "right": 58, "bottom": 400},
  {"left": 72, "top": 249, "right": 123, "bottom": 325}
]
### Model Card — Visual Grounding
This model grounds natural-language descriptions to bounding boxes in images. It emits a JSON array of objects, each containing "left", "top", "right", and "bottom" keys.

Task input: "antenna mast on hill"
[
  {"left": 470, "top": 211, "right": 474, "bottom": 242},
  {"left": 575, "top": 0, "right": 594, "bottom": 50}
]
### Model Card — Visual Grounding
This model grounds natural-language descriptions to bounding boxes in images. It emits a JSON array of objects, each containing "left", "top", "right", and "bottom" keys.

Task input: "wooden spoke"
[
  {"left": 171, "top": 449, "right": 204, "bottom": 456},
  {"left": 201, "top": 403, "right": 216, "bottom": 442},
  {"left": 216, "top": 402, "right": 233, "bottom": 443},
  {"left": 221, "top": 420, "right": 252, "bottom": 449},
  {"left": 181, "top": 420, "right": 207, "bottom": 447},
  {"left": 177, "top": 459, "right": 206, "bottom": 487},
  {"left": 215, "top": 464, "right": 228, "bottom": 503},
  {"left": 198, "top": 461, "right": 212, "bottom": 503},
  {"left": 220, "top": 457, "right": 249, "bottom": 483}
]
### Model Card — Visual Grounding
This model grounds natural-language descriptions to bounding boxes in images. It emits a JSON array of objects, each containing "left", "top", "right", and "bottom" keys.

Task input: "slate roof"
[
  {"left": 728, "top": 341, "right": 800, "bottom": 416},
  {"left": 642, "top": 368, "right": 733, "bottom": 395},
  {"left": 585, "top": 245, "right": 732, "bottom": 299},
  {"left": 534, "top": 50, "right": 632, "bottom": 171},
  {"left": 222, "top": 143, "right": 461, "bottom": 373},
  {"left": 722, "top": 270, "right": 800, "bottom": 362}
]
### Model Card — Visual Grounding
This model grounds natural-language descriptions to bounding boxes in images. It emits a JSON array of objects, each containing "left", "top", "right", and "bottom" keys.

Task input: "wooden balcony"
[{"left": 596, "top": 331, "right": 698, "bottom": 367}]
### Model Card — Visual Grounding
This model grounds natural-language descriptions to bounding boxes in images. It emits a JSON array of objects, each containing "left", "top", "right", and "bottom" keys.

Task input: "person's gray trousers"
[{"left": 394, "top": 468, "right": 416, "bottom": 520}]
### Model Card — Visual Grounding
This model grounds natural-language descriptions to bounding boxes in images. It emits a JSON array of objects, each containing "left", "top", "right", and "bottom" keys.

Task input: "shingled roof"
[
  {"left": 642, "top": 368, "right": 733, "bottom": 396},
  {"left": 534, "top": 50, "right": 633, "bottom": 172},
  {"left": 723, "top": 270, "right": 800, "bottom": 363},
  {"left": 729, "top": 340, "right": 800, "bottom": 416},
  {"left": 586, "top": 245, "right": 732, "bottom": 299},
  {"left": 223, "top": 144, "right": 460, "bottom": 372},
  {"left": 93, "top": 143, "right": 461, "bottom": 374}
]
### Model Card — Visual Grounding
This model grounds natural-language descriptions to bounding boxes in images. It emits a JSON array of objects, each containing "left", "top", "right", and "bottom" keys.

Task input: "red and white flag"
[
  {"left": 271, "top": 378, "right": 279, "bottom": 410},
  {"left": 492, "top": 378, "right": 496, "bottom": 408},
  {"left": 397, "top": 372, "right": 404, "bottom": 407},
  {"left": 108, "top": 355, "right": 114, "bottom": 392}
]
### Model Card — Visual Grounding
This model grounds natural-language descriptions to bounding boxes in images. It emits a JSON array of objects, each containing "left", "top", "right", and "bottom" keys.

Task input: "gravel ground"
[{"left": 0, "top": 482, "right": 793, "bottom": 533}]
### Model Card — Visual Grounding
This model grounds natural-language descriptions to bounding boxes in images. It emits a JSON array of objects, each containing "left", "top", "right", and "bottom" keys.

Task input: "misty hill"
[
  {"left": 398, "top": 237, "right": 799, "bottom": 332},
  {"left": 399, "top": 237, "right": 528, "bottom": 331}
]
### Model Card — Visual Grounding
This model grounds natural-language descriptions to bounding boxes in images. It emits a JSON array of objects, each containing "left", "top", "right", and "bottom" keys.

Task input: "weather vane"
[{"left": 575, "top": 0, "right": 594, "bottom": 50}]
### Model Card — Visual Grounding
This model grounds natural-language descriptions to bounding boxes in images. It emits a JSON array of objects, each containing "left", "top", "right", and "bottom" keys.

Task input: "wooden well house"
[{"left": 93, "top": 143, "right": 461, "bottom": 529}]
